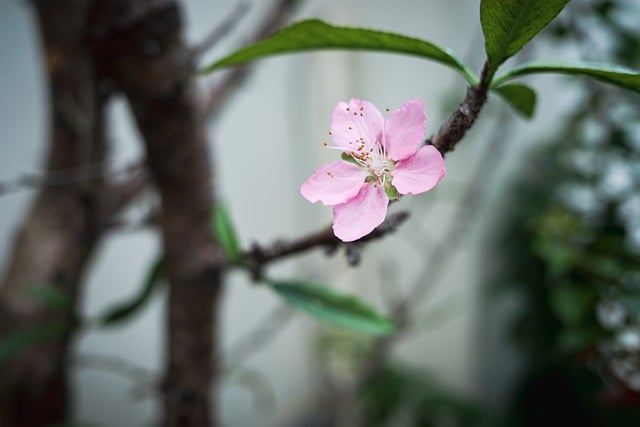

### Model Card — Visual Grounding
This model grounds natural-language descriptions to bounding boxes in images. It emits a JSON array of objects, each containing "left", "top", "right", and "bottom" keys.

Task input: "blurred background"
[{"left": 1, "top": 0, "right": 639, "bottom": 425}]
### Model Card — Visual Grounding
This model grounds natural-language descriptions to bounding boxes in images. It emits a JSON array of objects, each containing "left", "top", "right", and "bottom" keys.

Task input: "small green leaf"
[
  {"left": 550, "top": 285, "right": 595, "bottom": 326},
  {"left": 492, "top": 62, "right": 640, "bottom": 94},
  {"left": 0, "top": 322, "right": 69, "bottom": 364},
  {"left": 384, "top": 184, "right": 399, "bottom": 200},
  {"left": 98, "top": 258, "right": 164, "bottom": 327},
  {"left": 268, "top": 279, "right": 395, "bottom": 335},
  {"left": 24, "top": 284, "right": 74, "bottom": 314},
  {"left": 493, "top": 83, "right": 537, "bottom": 118},
  {"left": 200, "top": 19, "right": 477, "bottom": 85},
  {"left": 341, "top": 152, "right": 358, "bottom": 165},
  {"left": 481, "top": 0, "right": 570, "bottom": 76},
  {"left": 213, "top": 203, "right": 244, "bottom": 265}
]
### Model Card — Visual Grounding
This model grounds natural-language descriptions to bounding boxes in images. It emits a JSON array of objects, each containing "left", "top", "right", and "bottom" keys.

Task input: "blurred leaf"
[
  {"left": 212, "top": 203, "right": 244, "bottom": 265},
  {"left": 0, "top": 322, "right": 69, "bottom": 364},
  {"left": 531, "top": 208, "right": 584, "bottom": 275},
  {"left": 24, "top": 284, "right": 74, "bottom": 314},
  {"left": 550, "top": 285, "right": 595, "bottom": 326},
  {"left": 618, "top": 294, "right": 640, "bottom": 315},
  {"left": 492, "top": 62, "right": 640, "bottom": 94},
  {"left": 268, "top": 280, "right": 395, "bottom": 335},
  {"left": 558, "top": 327, "right": 601, "bottom": 352},
  {"left": 493, "top": 83, "right": 537, "bottom": 118},
  {"left": 481, "top": 0, "right": 570, "bottom": 75},
  {"left": 232, "top": 368, "right": 276, "bottom": 414},
  {"left": 98, "top": 258, "right": 164, "bottom": 327},
  {"left": 200, "top": 19, "right": 477, "bottom": 84}
]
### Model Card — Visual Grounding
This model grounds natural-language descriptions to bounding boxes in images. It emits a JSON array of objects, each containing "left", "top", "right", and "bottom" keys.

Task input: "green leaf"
[
  {"left": 493, "top": 83, "right": 537, "bottom": 118},
  {"left": 0, "top": 322, "right": 69, "bottom": 364},
  {"left": 268, "top": 280, "right": 395, "bottom": 335},
  {"left": 341, "top": 152, "right": 359, "bottom": 165},
  {"left": 550, "top": 285, "right": 595, "bottom": 326},
  {"left": 200, "top": 19, "right": 477, "bottom": 85},
  {"left": 24, "top": 284, "right": 74, "bottom": 314},
  {"left": 213, "top": 203, "right": 244, "bottom": 265},
  {"left": 384, "top": 184, "right": 399, "bottom": 200},
  {"left": 481, "top": 0, "right": 570, "bottom": 76},
  {"left": 492, "top": 62, "right": 640, "bottom": 94},
  {"left": 98, "top": 258, "right": 164, "bottom": 327}
]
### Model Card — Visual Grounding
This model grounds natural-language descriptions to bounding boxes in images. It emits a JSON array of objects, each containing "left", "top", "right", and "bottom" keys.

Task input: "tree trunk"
[
  {"left": 0, "top": 1, "right": 104, "bottom": 425},
  {"left": 89, "top": 1, "right": 223, "bottom": 425}
]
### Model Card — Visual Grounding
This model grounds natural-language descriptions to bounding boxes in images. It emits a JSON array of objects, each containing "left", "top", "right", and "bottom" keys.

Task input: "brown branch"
[
  {"left": 429, "top": 61, "right": 490, "bottom": 156},
  {"left": 202, "top": 0, "right": 302, "bottom": 119},
  {"left": 241, "top": 211, "right": 409, "bottom": 279}
]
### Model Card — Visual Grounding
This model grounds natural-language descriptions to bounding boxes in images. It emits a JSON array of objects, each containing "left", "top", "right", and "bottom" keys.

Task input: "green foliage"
[
  {"left": 493, "top": 62, "right": 640, "bottom": 94},
  {"left": 98, "top": 258, "right": 164, "bottom": 327},
  {"left": 361, "top": 365, "right": 495, "bottom": 426},
  {"left": 24, "top": 284, "right": 74, "bottom": 314},
  {"left": 0, "top": 322, "right": 70, "bottom": 365},
  {"left": 493, "top": 83, "right": 537, "bottom": 118},
  {"left": 268, "top": 279, "right": 395, "bottom": 335},
  {"left": 200, "top": 19, "right": 477, "bottom": 84},
  {"left": 212, "top": 202, "right": 244, "bottom": 266},
  {"left": 480, "top": 0, "right": 570, "bottom": 76},
  {"left": 487, "top": 2, "right": 640, "bottom": 421}
]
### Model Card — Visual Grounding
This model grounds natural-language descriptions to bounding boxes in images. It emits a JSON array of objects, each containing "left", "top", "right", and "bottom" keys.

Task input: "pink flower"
[{"left": 301, "top": 98, "right": 445, "bottom": 242}]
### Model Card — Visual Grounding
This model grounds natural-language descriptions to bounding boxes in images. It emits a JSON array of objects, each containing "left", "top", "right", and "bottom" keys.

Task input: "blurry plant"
[{"left": 489, "top": 1, "right": 640, "bottom": 425}]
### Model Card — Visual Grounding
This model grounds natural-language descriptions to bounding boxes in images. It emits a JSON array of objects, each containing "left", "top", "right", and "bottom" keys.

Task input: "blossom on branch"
[{"left": 301, "top": 98, "right": 445, "bottom": 242}]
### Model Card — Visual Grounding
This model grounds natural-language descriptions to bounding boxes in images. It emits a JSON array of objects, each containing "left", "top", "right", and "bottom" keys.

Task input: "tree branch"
[
  {"left": 241, "top": 211, "right": 409, "bottom": 279},
  {"left": 429, "top": 61, "right": 490, "bottom": 155},
  {"left": 191, "top": 2, "right": 250, "bottom": 58},
  {"left": 202, "top": 0, "right": 302, "bottom": 119}
]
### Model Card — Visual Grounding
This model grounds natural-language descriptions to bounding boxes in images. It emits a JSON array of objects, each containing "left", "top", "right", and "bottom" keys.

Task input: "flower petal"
[
  {"left": 331, "top": 99, "right": 384, "bottom": 154},
  {"left": 392, "top": 145, "right": 445, "bottom": 195},
  {"left": 384, "top": 99, "right": 426, "bottom": 161},
  {"left": 332, "top": 183, "right": 389, "bottom": 242},
  {"left": 301, "top": 160, "right": 368, "bottom": 205}
]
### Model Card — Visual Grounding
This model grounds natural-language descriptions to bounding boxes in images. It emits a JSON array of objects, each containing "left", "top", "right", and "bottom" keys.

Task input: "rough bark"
[
  {"left": 0, "top": 1, "right": 103, "bottom": 425},
  {"left": 89, "top": 1, "right": 223, "bottom": 425}
]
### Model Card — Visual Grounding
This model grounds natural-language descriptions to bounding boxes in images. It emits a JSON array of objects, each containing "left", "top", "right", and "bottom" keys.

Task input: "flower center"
[{"left": 352, "top": 140, "right": 394, "bottom": 184}]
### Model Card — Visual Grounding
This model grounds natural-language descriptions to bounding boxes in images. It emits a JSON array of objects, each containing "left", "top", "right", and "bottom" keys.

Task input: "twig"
[
  {"left": 202, "top": 0, "right": 302, "bottom": 119},
  {"left": 241, "top": 211, "right": 409, "bottom": 278},
  {"left": 429, "top": 61, "right": 490, "bottom": 156},
  {"left": 191, "top": 2, "right": 250, "bottom": 58},
  {"left": 102, "top": 163, "right": 149, "bottom": 215},
  {"left": 0, "top": 161, "right": 144, "bottom": 197},
  {"left": 72, "top": 352, "right": 157, "bottom": 397}
]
